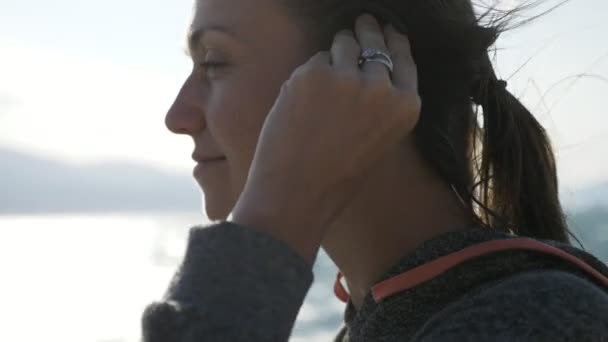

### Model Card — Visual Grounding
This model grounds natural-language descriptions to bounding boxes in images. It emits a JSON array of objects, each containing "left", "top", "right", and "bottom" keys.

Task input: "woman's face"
[{"left": 165, "top": 0, "right": 314, "bottom": 220}]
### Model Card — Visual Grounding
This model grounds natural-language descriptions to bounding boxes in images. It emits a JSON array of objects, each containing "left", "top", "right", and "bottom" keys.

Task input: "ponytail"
[
  {"left": 471, "top": 60, "right": 569, "bottom": 243},
  {"left": 285, "top": 0, "right": 575, "bottom": 244}
]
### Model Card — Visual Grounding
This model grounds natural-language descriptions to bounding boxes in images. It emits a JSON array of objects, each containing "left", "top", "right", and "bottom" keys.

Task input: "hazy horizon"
[{"left": 2, "top": 146, "right": 608, "bottom": 215}]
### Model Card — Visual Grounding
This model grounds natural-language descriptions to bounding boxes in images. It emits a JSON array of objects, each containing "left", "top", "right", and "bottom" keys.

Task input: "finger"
[
  {"left": 355, "top": 14, "right": 391, "bottom": 79},
  {"left": 330, "top": 29, "right": 360, "bottom": 72},
  {"left": 288, "top": 50, "right": 330, "bottom": 84},
  {"left": 384, "top": 24, "right": 418, "bottom": 91},
  {"left": 307, "top": 50, "right": 332, "bottom": 67}
]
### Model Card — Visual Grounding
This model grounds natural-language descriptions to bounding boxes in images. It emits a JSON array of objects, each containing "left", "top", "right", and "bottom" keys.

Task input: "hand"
[{"left": 232, "top": 14, "right": 421, "bottom": 263}]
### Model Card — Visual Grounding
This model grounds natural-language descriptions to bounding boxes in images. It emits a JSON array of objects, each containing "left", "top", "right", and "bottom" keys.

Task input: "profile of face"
[{"left": 165, "top": 0, "right": 315, "bottom": 220}]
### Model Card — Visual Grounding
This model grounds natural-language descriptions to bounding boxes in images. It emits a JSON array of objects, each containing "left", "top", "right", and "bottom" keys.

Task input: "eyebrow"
[{"left": 186, "top": 24, "right": 241, "bottom": 56}]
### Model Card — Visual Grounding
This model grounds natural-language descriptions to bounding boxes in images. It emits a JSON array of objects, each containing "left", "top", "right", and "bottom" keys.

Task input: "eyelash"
[{"left": 199, "top": 61, "right": 225, "bottom": 71}]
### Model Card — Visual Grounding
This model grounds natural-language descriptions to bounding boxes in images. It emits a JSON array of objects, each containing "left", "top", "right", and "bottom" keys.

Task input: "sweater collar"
[
  {"left": 341, "top": 226, "right": 507, "bottom": 324},
  {"left": 337, "top": 225, "right": 608, "bottom": 340}
]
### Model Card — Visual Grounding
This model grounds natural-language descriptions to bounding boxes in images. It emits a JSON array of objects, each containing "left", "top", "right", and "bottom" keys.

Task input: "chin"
[{"left": 204, "top": 200, "right": 233, "bottom": 222}]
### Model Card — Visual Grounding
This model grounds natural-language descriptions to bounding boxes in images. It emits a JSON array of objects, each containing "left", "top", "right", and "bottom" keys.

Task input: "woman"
[{"left": 142, "top": 0, "right": 608, "bottom": 340}]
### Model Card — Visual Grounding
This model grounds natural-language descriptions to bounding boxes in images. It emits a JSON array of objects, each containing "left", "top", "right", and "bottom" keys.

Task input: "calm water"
[
  {"left": 5, "top": 213, "right": 604, "bottom": 342},
  {"left": 0, "top": 213, "right": 343, "bottom": 342}
]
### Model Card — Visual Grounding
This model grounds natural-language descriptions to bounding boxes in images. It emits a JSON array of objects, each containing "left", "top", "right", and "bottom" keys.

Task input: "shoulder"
[{"left": 412, "top": 270, "right": 608, "bottom": 342}]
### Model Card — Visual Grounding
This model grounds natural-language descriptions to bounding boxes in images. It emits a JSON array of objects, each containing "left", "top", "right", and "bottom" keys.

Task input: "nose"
[{"left": 165, "top": 74, "right": 206, "bottom": 135}]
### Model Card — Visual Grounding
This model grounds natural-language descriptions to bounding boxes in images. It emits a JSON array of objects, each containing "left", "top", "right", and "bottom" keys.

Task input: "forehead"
[
  {"left": 191, "top": 0, "right": 287, "bottom": 40},
  {"left": 189, "top": 0, "right": 313, "bottom": 65}
]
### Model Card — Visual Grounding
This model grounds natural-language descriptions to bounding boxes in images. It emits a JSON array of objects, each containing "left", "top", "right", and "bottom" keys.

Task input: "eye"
[{"left": 199, "top": 61, "right": 226, "bottom": 72}]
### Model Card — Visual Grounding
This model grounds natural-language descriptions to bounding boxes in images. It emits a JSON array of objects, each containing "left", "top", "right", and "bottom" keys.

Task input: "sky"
[{"left": 1, "top": 0, "right": 607, "bottom": 190}]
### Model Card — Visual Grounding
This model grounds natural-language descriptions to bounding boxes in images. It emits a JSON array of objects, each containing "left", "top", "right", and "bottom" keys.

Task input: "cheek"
[{"left": 208, "top": 80, "right": 278, "bottom": 187}]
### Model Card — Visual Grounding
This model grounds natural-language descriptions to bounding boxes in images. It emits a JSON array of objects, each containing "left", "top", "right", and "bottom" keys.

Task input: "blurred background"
[{"left": 0, "top": 0, "right": 607, "bottom": 341}]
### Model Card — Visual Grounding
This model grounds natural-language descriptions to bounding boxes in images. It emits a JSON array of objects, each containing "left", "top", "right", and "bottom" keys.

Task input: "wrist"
[{"left": 231, "top": 185, "right": 326, "bottom": 264}]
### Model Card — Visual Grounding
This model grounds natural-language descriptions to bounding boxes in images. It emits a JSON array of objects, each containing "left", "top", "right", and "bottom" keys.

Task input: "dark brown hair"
[{"left": 283, "top": 0, "right": 572, "bottom": 243}]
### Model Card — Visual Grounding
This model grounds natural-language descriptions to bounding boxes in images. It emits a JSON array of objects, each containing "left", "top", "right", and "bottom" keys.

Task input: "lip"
[
  {"left": 193, "top": 157, "right": 227, "bottom": 178},
  {"left": 192, "top": 151, "right": 227, "bottom": 163},
  {"left": 198, "top": 156, "right": 226, "bottom": 163}
]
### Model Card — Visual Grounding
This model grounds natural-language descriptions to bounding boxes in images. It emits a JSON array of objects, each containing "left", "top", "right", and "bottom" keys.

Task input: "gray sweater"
[{"left": 141, "top": 222, "right": 608, "bottom": 341}]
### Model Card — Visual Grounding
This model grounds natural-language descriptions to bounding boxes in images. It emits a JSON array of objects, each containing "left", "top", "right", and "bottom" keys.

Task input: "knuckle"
[
  {"left": 333, "top": 70, "right": 360, "bottom": 90},
  {"left": 412, "top": 94, "right": 422, "bottom": 112},
  {"left": 289, "top": 67, "right": 307, "bottom": 83},
  {"left": 393, "top": 47, "right": 415, "bottom": 65},
  {"left": 314, "top": 50, "right": 331, "bottom": 59},
  {"left": 397, "top": 92, "right": 422, "bottom": 128},
  {"left": 387, "top": 30, "right": 411, "bottom": 49},
  {"left": 408, "top": 92, "right": 422, "bottom": 111},
  {"left": 334, "top": 29, "right": 354, "bottom": 40},
  {"left": 359, "top": 22, "right": 378, "bottom": 34},
  {"left": 398, "top": 90, "right": 421, "bottom": 110},
  {"left": 364, "top": 77, "right": 391, "bottom": 96},
  {"left": 309, "top": 66, "right": 332, "bottom": 82},
  {"left": 360, "top": 31, "right": 384, "bottom": 45},
  {"left": 388, "top": 50, "right": 403, "bottom": 62},
  {"left": 292, "top": 65, "right": 329, "bottom": 84},
  {"left": 357, "top": 14, "right": 380, "bottom": 29},
  {"left": 390, "top": 32, "right": 410, "bottom": 45}
]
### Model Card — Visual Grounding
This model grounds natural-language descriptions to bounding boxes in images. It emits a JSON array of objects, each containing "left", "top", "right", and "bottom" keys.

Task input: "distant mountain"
[
  {"left": 564, "top": 182, "right": 608, "bottom": 210},
  {"left": 1, "top": 147, "right": 607, "bottom": 215},
  {"left": 567, "top": 206, "right": 608, "bottom": 262},
  {"left": 0, "top": 148, "right": 201, "bottom": 214}
]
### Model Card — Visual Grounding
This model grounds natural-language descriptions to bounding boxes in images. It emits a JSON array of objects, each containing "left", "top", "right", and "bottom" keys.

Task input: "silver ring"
[{"left": 357, "top": 48, "right": 394, "bottom": 73}]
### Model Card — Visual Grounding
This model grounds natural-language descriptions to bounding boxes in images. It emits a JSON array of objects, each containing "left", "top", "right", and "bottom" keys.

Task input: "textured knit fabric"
[
  {"left": 142, "top": 222, "right": 313, "bottom": 341},
  {"left": 141, "top": 222, "right": 608, "bottom": 341},
  {"left": 335, "top": 227, "right": 608, "bottom": 341}
]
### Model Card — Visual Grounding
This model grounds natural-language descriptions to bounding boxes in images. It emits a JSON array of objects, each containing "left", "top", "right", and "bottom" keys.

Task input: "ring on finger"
[{"left": 357, "top": 48, "right": 394, "bottom": 73}]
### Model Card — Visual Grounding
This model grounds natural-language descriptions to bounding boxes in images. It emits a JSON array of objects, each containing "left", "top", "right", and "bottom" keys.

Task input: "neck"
[{"left": 321, "top": 141, "right": 473, "bottom": 308}]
